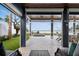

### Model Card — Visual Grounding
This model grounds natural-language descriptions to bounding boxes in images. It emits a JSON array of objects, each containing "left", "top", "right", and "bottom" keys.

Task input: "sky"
[
  {"left": 27, "top": 21, "right": 62, "bottom": 31},
  {"left": 0, "top": 4, "right": 20, "bottom": 21},
  {"left": 0, "top": 4, "right": 10, "bottom": 21}
]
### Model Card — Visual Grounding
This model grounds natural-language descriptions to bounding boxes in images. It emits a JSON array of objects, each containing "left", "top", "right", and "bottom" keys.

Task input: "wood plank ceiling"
[
  {"left": 21, "top": 3, "right": 79, "bottom": 8},
  {"left": 20, "top": 3, "right": 79, "bottom": 20}
]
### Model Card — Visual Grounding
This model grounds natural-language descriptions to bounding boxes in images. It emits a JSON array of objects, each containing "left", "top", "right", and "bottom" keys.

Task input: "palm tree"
[{"left": 5, "top": 13, "right": 12, "bottom": 39}]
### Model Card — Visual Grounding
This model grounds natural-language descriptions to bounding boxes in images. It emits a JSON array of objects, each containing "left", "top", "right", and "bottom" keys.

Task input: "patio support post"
[
  {"left": 30, "top": 20, "right": 31, "bottom": 36},
  {"left": 21, "top": 7, "right": 26, "bottom": 47},
  {"left": 62, "top": 6, "right": 69, "bottom": 47},
  {"left": 51, "top": 20, "right": 53, "bottom": 39},
  {"left": 73, "top": 18, "right": 75, "bottom": 35}
]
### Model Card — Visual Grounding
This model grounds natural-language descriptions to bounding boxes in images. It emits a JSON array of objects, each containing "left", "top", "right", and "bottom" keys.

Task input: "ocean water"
[
  {"left": 32, "top": 30, "right": 78, "bottom": 36},
  {"left": 32, "top": 30, "right": 62, "bottom": 33}
]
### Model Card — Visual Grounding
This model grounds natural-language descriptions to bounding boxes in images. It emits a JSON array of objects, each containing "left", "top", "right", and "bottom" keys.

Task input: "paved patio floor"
[{"left": 19, "top": 35, "right": 63, "bottom": 56}]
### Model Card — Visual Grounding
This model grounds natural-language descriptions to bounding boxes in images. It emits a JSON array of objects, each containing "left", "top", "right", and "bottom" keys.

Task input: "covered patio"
[{"left": 1, "top": 3, "right": 79, "bottom": 56}]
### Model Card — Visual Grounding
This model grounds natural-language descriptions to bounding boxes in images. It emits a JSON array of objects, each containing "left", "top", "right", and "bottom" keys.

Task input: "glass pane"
[{"left": 0, "top": 4, "right": 21, "bottom": 56}]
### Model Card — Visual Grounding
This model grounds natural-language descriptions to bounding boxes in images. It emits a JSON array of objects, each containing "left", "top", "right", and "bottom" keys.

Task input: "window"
[{"left": 0, "top": 4, "right": 21, "bottom": 55}]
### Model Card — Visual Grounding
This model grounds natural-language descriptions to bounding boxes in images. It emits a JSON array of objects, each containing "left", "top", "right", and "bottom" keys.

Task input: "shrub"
[{"left": 0, "top": 35, "right": 8, "bottom": 41}]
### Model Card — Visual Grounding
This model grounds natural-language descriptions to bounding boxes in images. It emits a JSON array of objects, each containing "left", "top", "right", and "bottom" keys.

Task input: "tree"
[
  {"left": 5, "top": 14, "right": 12, "bottom": 39},
  {"left": 5, "top": 15, "right": 8, "bottom": 22},
  {"left": 12, "top": 15, "right": 20, "bottom": 36},
  {"left": 0, "top": 17, "right": 2, "bottom": 20},
  {"left": 37, "top": 31, "right": 39, "bottom": 34},
  {"left": 26, "top": 28, "right": 28, "bottom": 32}
]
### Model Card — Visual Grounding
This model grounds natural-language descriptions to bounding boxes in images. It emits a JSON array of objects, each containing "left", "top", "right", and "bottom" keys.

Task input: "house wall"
[
  {"left": 0, "top": 20, "right": 8, "bottom": 36},
  {"left": 0, "top": 20, "right": 20, "bottom": 37}
]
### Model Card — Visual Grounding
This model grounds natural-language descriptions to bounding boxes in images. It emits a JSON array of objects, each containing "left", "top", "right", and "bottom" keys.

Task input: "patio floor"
[{"left": 19, "top": 35, "right": 63, "bottom": 56}]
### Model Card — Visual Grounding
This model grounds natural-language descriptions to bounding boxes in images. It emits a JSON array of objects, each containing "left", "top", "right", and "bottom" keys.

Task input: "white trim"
[
  {"left": 69, "top": 8, "right": 79, "bottom": 12},
  {"left": 26, "top": 8, "right": 79, "bottom": 13},
  {"left": 26, "top": 8, "right": 63, "bottom": 12}
]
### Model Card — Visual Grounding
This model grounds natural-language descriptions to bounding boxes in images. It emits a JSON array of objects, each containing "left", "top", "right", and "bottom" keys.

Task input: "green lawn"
[
  {"left": 3, "top": 36, "right": 20, "bottom": 50},
  {"left": 3, "top": 33, "right": 30, "bottom": 50}
]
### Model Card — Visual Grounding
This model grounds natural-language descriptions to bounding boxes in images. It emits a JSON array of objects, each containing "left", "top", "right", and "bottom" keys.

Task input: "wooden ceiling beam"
[{"left": 28, "top": 15, "right": 79, "bottom": 20}]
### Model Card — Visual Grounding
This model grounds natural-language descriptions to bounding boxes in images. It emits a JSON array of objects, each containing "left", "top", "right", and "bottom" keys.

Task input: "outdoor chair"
[
  {"left": 73, "top": 42, "right": 79, "bottom": 56},
  {"left": 9, "top": 49, "right": 22, "bottom": 56},
  {"left": 55, "top": 47, "right": 68, "bottom": 56},
  {"left": 54, "top": 42, "right": 79, "bottom": 56},
  {"left": 16, "top": 49, "right": 22, "bottom": 56}
]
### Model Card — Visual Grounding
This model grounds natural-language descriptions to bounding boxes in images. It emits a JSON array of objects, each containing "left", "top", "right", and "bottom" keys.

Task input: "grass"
[
  {"left": 26, "top": 33, "right": 30, "bottom": 40},
  {"left": 3, "top": 33, "right": 30, "bottom": 50},
  {"left": 3, "top": 36, "right": 20, "bottom": 50}
]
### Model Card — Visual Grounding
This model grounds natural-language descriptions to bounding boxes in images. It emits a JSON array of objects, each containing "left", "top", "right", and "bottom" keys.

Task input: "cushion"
[
  {"left": 73, "top": 43, "right": 79, "bottom": 56},
  {"left": 69, "top": 43, "right": 77, "bottom": 56}
]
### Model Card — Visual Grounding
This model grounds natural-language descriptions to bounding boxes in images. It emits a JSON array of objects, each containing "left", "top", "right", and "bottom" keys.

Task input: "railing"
[{"left": 8, "top": 49, "right": 22, "bottom": 56}]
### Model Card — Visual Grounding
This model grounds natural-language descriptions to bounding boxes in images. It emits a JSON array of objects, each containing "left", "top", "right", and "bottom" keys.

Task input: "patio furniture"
[
  {"left": 9, "top": 49, "right": 22, "bottom": 56},
  {"left": 54, "top": 42, "right": 78, "bottom": 56},
  {"left": 0, "top": 42, "right": 6, "bottom": 56},
  {"left": 73, "top": 41, "right": 79, "bottom": 56},
  {"left": 55, "top": 47, "right": 68, "bottom": 56},
  {"left": 29, "top": 50, "right": 50, "bottom": 56}
]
